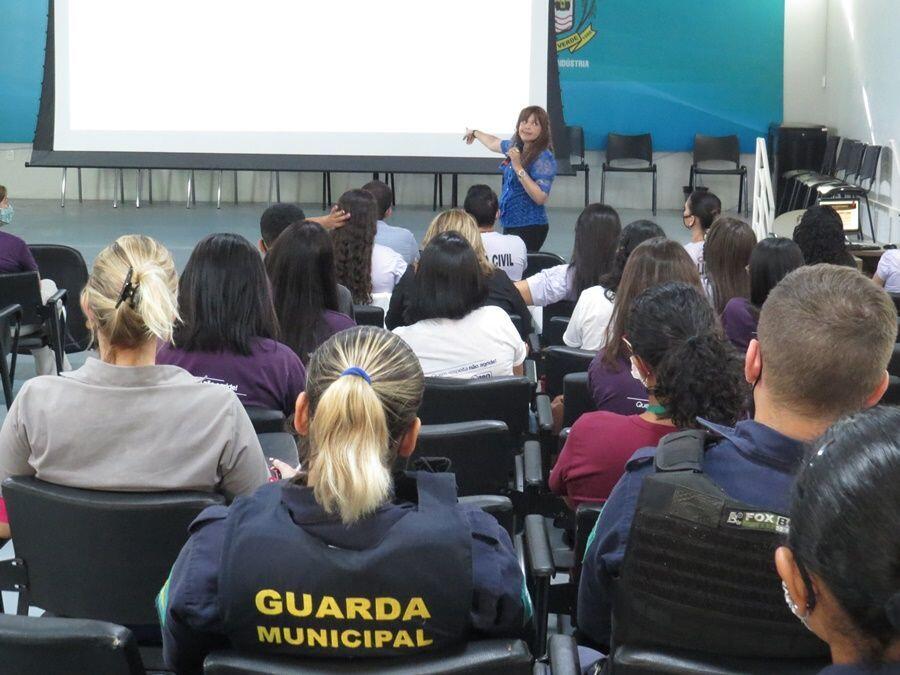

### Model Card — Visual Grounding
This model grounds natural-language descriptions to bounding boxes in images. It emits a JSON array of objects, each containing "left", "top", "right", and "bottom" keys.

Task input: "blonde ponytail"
[
  {"left": 422, "top": 209, "right": 494, "bottom": 277},
  {"left": 305, "top": 326, "right": 424, "bottom": 524}
]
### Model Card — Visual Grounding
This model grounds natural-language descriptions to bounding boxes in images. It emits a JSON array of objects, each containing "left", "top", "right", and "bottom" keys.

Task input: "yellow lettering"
[
  {"left": 402, "top": 597, "right": 431, "bottom": 621},
  {"left": 330, "top": 629, "right": 339, "bottom": 647},
  {"left": 315, "top": 595, "right": 345, "bottom": 619},
  {"left": 255, "top": 590, "right": 282, "bottom": 616},
  {"left": 283, "top": 627, "right": 304, "bottom": 646},
  {"left": 364, "top": 629, "right": 372, "bottom": 648},
  {"left": 257, "top": 625, "right": 281, "bottom": 644},
  {"left": 375, "top": 597, "right": 401, "bottom": 620},
  {"left": 393, "top": 630, "right": 414, "bottom": 648},
  {"left": 341, "top": 629, "right": 362, "bottom": 648},
  {"left": 416, "top": 629, "right": 433, "bottom": 647},
  {"left": 345, "top": 597, "right": 373, "bottom": 620},
  {"left": 374, "top": 630, "right": 393, "bottom": 648},
  {"left": 285, "top": 592, "right": 312, "bottom": 617},
  {"left": 308, "top": 628, "right": 328, "bottom": 647}
]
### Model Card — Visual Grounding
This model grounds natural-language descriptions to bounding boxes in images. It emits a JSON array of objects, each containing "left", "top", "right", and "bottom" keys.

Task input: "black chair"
[
  {"left": 353, "top": 304, "right": 385, "bottom": 328},
  {"left": 543, "top": 346, "right": 594, "bottom": 398},
  {"left": 0, "top": 271, "right": 67, "bottom": 376},
  {"left": 203, "top": 639, "right": 533, "bottom": 674},
  {"left": 792, "top": 139, "right": 863, "bottom": 209},
  {"left": 568, "top": 126, "right": 590, "bottom": 207},
  {"left": 245, "top": 406, "right": 286, "bottom": 434},
  {"left": 0, "top": 303, "right": 22, "bottom": 407},
  {"left": 259, "top": 432, "right": 299, "bottom": 466},
  {"left": 818, "top": 144, "right": 882, "bottom": 241},
  {"left": 607, "top": 645, "right": 827, "bottom": 674},
  {"left": 29, "top": 244, "right": 91, "bottom": 353},
  {"left": 601, "top": 133, "right": 657, "bottom": 216},
  {"left": 563, "top": 372, "right": 595, "bottom": 428},
  {"left": 1, "top": 476, "right": 225, "bottom": 626},
  {"left": 689, "top": 134, "right": 748, "bottom": 214},
  {"left": 524, "top": 252, "right": 566, "bottom": 279},
  {"left": 0, "top": 615, "right": 147, "bottom": 675},
  {"left": 780, "top": 135, "right": 840, "bottom": 214},
  {"left": 540, "top": 301, "right": 576, "bottom": 349}
]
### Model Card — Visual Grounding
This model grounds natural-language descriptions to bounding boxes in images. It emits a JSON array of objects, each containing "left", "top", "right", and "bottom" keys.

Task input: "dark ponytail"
[
  {"left": 599, "top": 219, "right": 666, "bottom": 301},
  {"left": 626, "top": 282, "right": 746, "bottom": 428}
]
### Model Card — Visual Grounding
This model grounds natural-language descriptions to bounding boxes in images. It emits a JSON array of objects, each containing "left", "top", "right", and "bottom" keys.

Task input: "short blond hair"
[{"left": 422, "top": 209, "right": 494, "bottom": 277}]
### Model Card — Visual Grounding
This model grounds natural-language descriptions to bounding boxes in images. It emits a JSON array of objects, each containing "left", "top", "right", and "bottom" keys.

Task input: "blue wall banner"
[{"left": 0, "top": 0, "right": 47, "bottom": 143}]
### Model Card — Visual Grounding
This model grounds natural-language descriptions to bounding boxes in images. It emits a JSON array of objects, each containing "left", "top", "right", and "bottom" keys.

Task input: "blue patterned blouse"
[{"left": 498, "top": 139, "right": 557, "bottom": 229}]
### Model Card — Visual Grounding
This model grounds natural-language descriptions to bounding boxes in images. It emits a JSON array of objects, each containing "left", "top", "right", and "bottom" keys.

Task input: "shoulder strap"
[
  {"left": 413, "top": 471, "right": 459, "bottom": 511},
  {"left": 654, "top": 429, "right": 710, "bottom": 473}
]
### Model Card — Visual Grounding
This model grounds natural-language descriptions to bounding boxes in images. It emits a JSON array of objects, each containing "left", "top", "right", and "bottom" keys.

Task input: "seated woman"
[
  {"left": 332, "top": 189, "right": 407, "bottom": 304},
  {"left": 0, "top": 235, "right": 268, "bottom": 539},
  {"left": 681, "top": 190, "right": 722, "bottom": 278},
  {"left": 385, "top": 209, "right": 531, "bottom": 338},
  {"left": 874, "top": 250, "right": 900, "bottom": 295},
  {"left": 551, "top": 282, "right": 745, "bottom": 508},
  {"left": 266, "top": 221, "right": 356, "bottom": 364},
  {"left": 393, "top": 232, "right": 526, "bottom": 378},
  {"left": 704, "top": 216, "right": 757, "bottom": 314},
  {"left": 157, "top": 233, "right": 306, "bottom": 416},
  {"left": 158, "top": 326, "right": 527, "bottom": 673},
  {"left": 793, "top": 205, "right": 856, "bottom": 268},
  {"left": 722, "top": 237, "right": 804, "bottom": 352},
  {"left": 776, "top": 406, "right": 900, "bottom": 675},
  {"left": 588, "top": 238, "right": 702, "bottom": 414},
  {"left": 564, "top": 218, "right": 662, "bottom": 351}
]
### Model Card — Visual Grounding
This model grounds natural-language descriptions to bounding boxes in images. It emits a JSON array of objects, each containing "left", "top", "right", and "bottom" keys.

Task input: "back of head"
[
  {"left": 266, "top": 221, "right": 340, "bottom": 363},
  {"left": 687, "top": 190, "right": 722, "bottom": 231},
  {"left": 422, "top": 208, "right": 493, "bottom": 277},
  {"left": 463, "top": 184, "right": 499, "bottom": 228},
  {"left": 174, "top": 233, "right": 277, "bottom": 355},
  {"left": 260, "top": 203, "right": 306, "bottom": 249},
  {"left": 333, "top": 189, "right": 378, "bottom": 304},
  {"left": 305, "top": 326, "right": 425, "bottom": 524},
  {"left": 627, "top": 282, "right": 746, "bottom": 428},
  {"left": 570, "top": 204, "right": 622, "bottom": 296},
  {"left": 793, "top": 205, "right": 851, "bottom": 266},
  {"left": 0, "top": 185, "right": 7, "bottom": 202},
  {"left": 787, "top": 406, "right": 900, "bottom": 663},
  {"left": 704, "top": 216, "right": 757, "bottom": 314},
  {"left": 599, "top": 219, "right": 666, "bottom": 298},
  {"left": 410, "top": 231, "right": 487, "bottom": 322},
  {"left": 361, "top": 180, "right": 393, "bottom": 220},
  {"left": 749, "top": 237, "right": 805, "bottom": 308},
  {"left": 603, "top": 238, "right": 702, "bottom": 365},
  {"left": 758, "top": 264, "right": 896, "bottom": 419},
  {"left": 82, "top": 235, "right": 179, "bottom": 350}
]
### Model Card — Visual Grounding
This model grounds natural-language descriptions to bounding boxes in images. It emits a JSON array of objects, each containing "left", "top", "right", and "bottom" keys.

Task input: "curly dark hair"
[
  {"left": 332, "top": 189, "right": 378, "bottom": 304},
  {"left": 599, "top": 219, "right": 665, "bottom": 301},
  {"left": 792, "top": 205, "right": 855, "bottom": 267},
  {"left": 626, "top": 282, "right": 747, "bottom": 428}
]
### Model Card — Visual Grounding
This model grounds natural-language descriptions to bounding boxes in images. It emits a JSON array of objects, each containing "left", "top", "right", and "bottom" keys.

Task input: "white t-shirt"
[
  {"left": 481, "top": 230, "right": 527, "bottom": 281},
  {"left": 525, "top": 264, "right": 576, "bottom": 307},
  {"left": 563, "top": 285, "right": 615, "bottom": 351},
  {"left": 876, "top": 249, "right": 900, "bottom": 293},
  {"left": 371, "top": 243, "right": 408, "bottom": 294},
  {"left": 393, "top": 306, "right": 527, "bottom": 379},
  {"left": 684, "top": 241, "right": 704, "bottom": 276}
]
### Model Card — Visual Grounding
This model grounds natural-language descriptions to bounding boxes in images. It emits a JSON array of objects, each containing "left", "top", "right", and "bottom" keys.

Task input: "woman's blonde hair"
[
  {"left": 81, "top": 235, "right": 179, "bottom": 349},
  {"left": 304, "top": 326, "right": 424, "bottom": 524},
  {"left": 421, "top": 209, "right": 494, "bottom": 277}
]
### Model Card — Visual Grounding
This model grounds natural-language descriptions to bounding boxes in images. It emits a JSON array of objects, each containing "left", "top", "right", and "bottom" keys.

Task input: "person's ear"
[
  {"left": 385, "top": 206, "right": 393, "bottom": 220},
  {"left": 864, "top": 370, "right": 890, "bottom": 408},
  {"left": 396, "top": 418, "right": 421, "bottom": 459},
  {"left": 745, "top": 339, "right": 762, "bottom": 385},
  {"left": 775, "top": 546, "right": 808, "bottom": 614},
  {"left": 293, "top": 392, "right": 310, "bottom": 436}
]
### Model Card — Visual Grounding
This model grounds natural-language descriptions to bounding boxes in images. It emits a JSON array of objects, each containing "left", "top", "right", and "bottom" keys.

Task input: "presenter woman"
[{"left": 464, "top": 106, "right": 557, "bottom": 252}]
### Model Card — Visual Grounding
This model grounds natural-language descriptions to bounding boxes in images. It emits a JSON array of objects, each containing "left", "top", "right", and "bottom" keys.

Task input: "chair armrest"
[
  {"left": 44, "top": 288, "right": 67, "bottom": 308},
  {"left": 524, "top": 514, "right": 554, "bottom": 578},
  {"left": 536, "top": 394, "right": 553, "bottom": 435},
  {"left": 527, "top": 332, "right": 541, "bottom": 359},
  {"left": 547, "top": 634, "right": 581, "bottom": 675},
  {"left": 0, "top": 304, "right": 23, "bottom": 323},
  {"left": 523, "top": 440, "right": 544, "bottom": 490},
  {"left": 524, "top": 359, "right": 538, "bottom": 387},
  {"left": 459, "top": 495, "right": 514, "bottom": 540}
]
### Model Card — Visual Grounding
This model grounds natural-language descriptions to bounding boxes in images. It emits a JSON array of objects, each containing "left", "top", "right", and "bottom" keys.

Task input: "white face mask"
[
  {"left": 782, "top": 581, "right": 812, "bottom": 631},
  {"left": 630, "top": 356, "right": 647, "bottom": 387}
]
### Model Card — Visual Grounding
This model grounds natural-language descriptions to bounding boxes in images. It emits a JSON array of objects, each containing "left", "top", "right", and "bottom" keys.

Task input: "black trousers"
[{"left": 504, "top": 224, "right": 549, "bottom": 252}]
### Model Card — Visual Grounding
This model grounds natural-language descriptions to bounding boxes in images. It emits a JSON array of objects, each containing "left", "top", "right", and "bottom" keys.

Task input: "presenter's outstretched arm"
[{"left": 464, "top": 128, "right": 503, "bottom": 153}]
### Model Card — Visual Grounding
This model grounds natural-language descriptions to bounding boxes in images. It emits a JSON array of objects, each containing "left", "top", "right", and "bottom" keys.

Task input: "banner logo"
[{"left": 555, "top": 0, "right": 597, "bottom": 54}]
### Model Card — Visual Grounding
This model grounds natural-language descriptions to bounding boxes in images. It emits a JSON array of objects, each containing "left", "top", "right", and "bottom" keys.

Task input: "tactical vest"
[
  {"left": 218, "top": 472, "right": 473, "bottom": 658},
  {"left": 613, "top": 429, "right": 828, "bottom": 659}
]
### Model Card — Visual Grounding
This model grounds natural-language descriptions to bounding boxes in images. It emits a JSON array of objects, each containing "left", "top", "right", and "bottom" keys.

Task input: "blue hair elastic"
[{"left": 340, "top": 366, "right": 372, "bottom": 384}]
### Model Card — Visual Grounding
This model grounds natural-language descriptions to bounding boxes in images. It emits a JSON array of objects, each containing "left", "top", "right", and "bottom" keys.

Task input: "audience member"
[
  {"left": 159, "top": 326, "right": 526, "bottom": 672},
  {"left": 157, "top": 233, "right": 305, "bottom": 416},
  {"left": 393, "top": 232, "right": 526, "bottom": 378},
  {"left": 873, "top": 249, "right": 900, "bottom": 294},
  {"left": 722, "top": 237, "right": 804, "bottom": 352},
  {"left": 266, "top": 221, "right": 356, "bottom": 364},
  {"left": 551, "top": 282, "right": 745, "bottom": 508},
  {"left": 704, "top": 216, "right": 757, "bottom": 314},
  {"left": 578, "top": 264, "right": 897, "bottom": 649},
  {"left": 682, "top": 190, "right": 722, "bottom": 277},
  {"left": 588, "top": 238, "right": 702, "bottom": 414},
  {"left": 564, "top": 217, "right": 661, "bottom": 351},
  {"left": 777, "top": 406, "right": 900, "bottom": 675},
  {"left": 362, "top": 179, "right": 419, "bottom": 264},
  {"left": 793, "top": 205, "right": 856, "bottom": 267},
  {"left": 0, "top": 185, "right": 13, "bottom": 225},
  {"left": 333, "top": 189, "right": 407, "bottom": 304},
  {"left": 464, "top": 184, "right": 527, "bottom": 281},
  {"left": 0, "top": 235, "right": 269, "bottom": 539}
]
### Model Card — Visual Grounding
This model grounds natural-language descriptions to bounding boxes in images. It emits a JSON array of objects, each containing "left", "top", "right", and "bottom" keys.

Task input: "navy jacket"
[
  {"left": 576, "top": 419, "right": 808, "bottom": 648},
  {"left": 158, "top": 478, "right": 529, "bottom": 674},
  {"left": 818, "top": 665, "right": 900, "bottom": 674}
]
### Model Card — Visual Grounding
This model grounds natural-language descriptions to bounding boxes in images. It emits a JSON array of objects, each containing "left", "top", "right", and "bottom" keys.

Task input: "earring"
[{"left": 782, "top": 581, "right": 812, "bottom": 630}]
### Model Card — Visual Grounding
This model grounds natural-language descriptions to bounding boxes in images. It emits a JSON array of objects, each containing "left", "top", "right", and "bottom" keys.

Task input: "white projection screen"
[{"left": 31, "top": 0, "right": 566, "bottom": 173}]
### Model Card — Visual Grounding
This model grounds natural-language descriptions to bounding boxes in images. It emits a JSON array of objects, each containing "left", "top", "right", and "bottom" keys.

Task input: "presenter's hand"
[
  {"left": 508, "top": 147, "right": 524, "bottom": 172},
  {"left": 463, "top": 128, "right": 476, "bottom": 145},
  {"left": 309, "top": 205, "right": 351, "bottom": 230}
]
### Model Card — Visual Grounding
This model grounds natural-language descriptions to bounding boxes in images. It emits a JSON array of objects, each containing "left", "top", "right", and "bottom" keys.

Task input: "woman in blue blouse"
[{"left": 464, "top": 106, "right": 557, "bottom": 252}]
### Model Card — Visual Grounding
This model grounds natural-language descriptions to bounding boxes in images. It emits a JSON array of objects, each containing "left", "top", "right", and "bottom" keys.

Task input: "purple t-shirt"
[
  {"left": 0, "top": 231, "right": 38, "bottom": 274},
  {"left": 320, "top": 310, "right": 356, "bottom": 339},
  {"left": 157, "top": 337, "right": 306, "bottom": 415},
  {"left": 587, "top": 348, "right": 649, "bottom": 415},
  {"left": 721, "top": 297, "right": 758, "bottom": 353}
]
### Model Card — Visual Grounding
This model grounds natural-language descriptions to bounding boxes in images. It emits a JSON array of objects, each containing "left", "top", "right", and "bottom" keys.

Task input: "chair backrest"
[
  {"left": 609, "top": 644, "right": 827, "bottom": 675},
  {"left": 0, "top": 272, "right": 45, "bottom": 325},
  {"left": 0, "top": 615, "right": 146, "bottom": 675},
  {"left": 856, "top": 144, "right": 882, "bottom": 184},
  {"left": 840, "top": 140, "right": 866, "bottom": 180},
  {"left": 692, "top": 134, "right": 740, "bottom": 167},
  {"left": 245, "top": 406, "right": 286, "bottom": 434},
  {"left": 540, "top": 301, "right": 576, "bottom": 348},
  {"left": 412, "top": 421, "right": 512, "bottom": 496},
  {"left": 524, "top": 252, "right": 566, "bottom": 279},
  {"left": 258, "top": 432, "right": 299, "bottom": 466},
  {"left": 567, "top": 126, "right": 586, "bottom": 161},
  {"left": 419, "top": 376, "right": 531, "bottom": 441},
  {"left": 353, "top": 304, "right": 385, "bottom": 328},
  {"left": 29, "top": 244, "right": 91, "bottom": 352},
  {"left": 820, "top": 135, "right": 841, "bottom": 175},
  {"left": 508, "top": 314, "right": 530, "bottom": 338},
  {"left": 831, "top": 138, "right": 858, "bottom": 176},
  {"left": 4, "top": 476, "right": 226, "bottom": 626},
  {"left": 203, "top": 639, "right": 533, "bottom": 674},
  {"left": 543, "top": 346, "right": 594, "bottom": 398},
  {"left": 562, "top": 372, "right": 595, "bottom": 428},
  {"left": 606, "top": 133, "right": 653, "bottom": 165}
]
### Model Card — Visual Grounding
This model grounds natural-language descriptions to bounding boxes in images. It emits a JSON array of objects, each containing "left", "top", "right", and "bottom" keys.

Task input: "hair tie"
[
  {"left": 341, "top": 366, "right": 372, "bottom": 385},
  {"left": 886, "top": 592, "right": 900, "bottom": 630},
  {"left": 115, "top": 266, "right": 139, "bottom": 309}
]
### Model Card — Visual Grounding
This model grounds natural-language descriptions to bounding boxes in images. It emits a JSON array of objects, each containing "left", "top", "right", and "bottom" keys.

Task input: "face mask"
[
  {"left": 630, "top": 356, "right": 647, "bottom": 387},
  {"left": 0, "top": 204, "right": 13, "bottom": 225}
]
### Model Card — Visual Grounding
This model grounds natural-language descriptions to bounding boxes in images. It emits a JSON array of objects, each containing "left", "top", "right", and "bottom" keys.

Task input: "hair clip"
[{"left": 115, "top": 266, "right": 138, "bottom": 309}]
